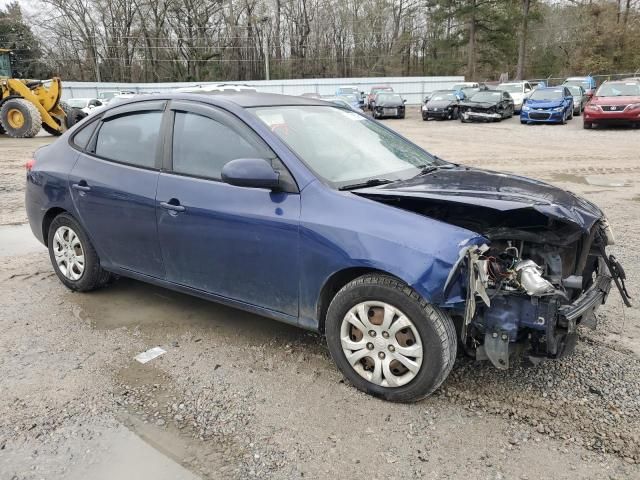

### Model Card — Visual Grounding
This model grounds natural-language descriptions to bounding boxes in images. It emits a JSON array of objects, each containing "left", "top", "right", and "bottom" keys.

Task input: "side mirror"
[
  {"left": 221, "top": 158, "right": 280, "bottom": 190},
  {"left": 403, "top": 99, "right": 407, "bottom": 103},
  {"left": 522, "top": 98, "right": 527, "bottom": 105}
]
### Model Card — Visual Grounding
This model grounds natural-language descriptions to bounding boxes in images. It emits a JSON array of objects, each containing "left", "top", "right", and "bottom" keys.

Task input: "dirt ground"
[{"left": 1, "top": 109, "right": 639, "bottom": 479}]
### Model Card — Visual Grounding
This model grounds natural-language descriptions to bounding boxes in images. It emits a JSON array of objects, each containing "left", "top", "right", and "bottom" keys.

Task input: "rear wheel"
[
  {"left": 325, "top": 274, "right": 457, "bottom": 402},
  {"left": 47, "top": 213, "right": 114, "bottom": 292},
  {"left": 0, "top": 98, "right": 42, "bottom": 138}
]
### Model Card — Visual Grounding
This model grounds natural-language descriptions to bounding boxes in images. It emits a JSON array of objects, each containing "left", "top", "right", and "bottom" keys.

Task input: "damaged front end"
[
  {"left": 448, "top": 221, "right": 630, "bottom": 369},
  {"left": 353, "top": 167, "right": 632, "bottom": 369}
]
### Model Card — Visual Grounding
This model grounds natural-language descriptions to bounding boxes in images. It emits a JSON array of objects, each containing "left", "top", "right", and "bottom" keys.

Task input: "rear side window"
[
  {"left": 172, "top": 111, "right": 265, "bottom": 180},
  {"left": 95, "top": 112, "right": 162, "bottom": 168}
]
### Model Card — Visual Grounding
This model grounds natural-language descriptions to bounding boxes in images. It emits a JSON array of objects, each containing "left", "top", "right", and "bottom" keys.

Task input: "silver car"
[{"left": 566, "top": 85, "right": 587, "bottom": 116}]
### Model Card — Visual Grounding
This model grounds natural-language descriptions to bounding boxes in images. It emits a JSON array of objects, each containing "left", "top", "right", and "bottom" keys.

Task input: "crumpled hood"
[
  {"left": 526, "top": 99, "right": 564, "bottom": 109},
  {"left": 426, "top": 100, "right": 454, "bottom": 109},
  {"left": 459, "top": 100, "right": 497, "bottom": 109},
  {"left": 376, "top": 99, "right": 404, "bottom": 107},
  {"left": 353, "top": 167, "right": 603, "bottom": 232}
]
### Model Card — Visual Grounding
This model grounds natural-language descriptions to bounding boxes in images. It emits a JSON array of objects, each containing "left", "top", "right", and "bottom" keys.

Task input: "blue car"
[
  {"left": 26, "top": 93, "right": 627, "bottom": 402},
  {"left": 520, "top": 87, "right": 575, "bottom": 124}
]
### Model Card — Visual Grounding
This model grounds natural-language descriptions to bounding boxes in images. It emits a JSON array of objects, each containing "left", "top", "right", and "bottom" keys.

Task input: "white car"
[
  {"left": 65, "top": 98, "right": 105, "bottom": 114},
  {"left": 497, "top": 81, "right": 534, "bottom": 112},
  {"left": 97, "top": 90, "right": 137, "bottom": 105},
  {"left": 176, "top": 83, "right": 257, "bottom": 93}
]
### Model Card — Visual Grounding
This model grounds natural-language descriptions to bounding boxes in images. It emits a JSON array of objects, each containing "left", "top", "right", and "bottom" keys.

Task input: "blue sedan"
[
  {"left": 26, "top": 93, "right": 626, "bottom": 401},
  {"left": 520, "top": 87, "right": 575, "bottom": 124}
]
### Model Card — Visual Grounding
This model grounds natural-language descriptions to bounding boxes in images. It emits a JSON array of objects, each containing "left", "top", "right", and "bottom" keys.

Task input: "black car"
[
  {"left": 459, "top": 90, "right": 515, "bottom": 122},
  {"left": 371, "top": 93, "right": 406, "bottom": 119},
  {"left": 421, "top": 91, "right": 464, "bottom": 120}
]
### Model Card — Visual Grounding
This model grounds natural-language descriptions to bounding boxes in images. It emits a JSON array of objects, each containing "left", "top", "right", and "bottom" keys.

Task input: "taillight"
[{"left": 25, "top": 158, "right": 35, "bottom": 171}]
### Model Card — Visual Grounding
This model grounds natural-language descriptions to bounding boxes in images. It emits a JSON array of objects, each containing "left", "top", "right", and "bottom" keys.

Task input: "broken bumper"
[
  {"left": 478, "top": 272, "right": 612, "bottom": 369},
  {"left": 462, "top": 111, "right": 501, "bottom": 121},
  {"left": 558, "top": 273, "right": 611, "bottom": 323}
]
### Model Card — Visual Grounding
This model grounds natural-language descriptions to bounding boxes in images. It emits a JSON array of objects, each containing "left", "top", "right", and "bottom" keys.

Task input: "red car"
[{"left": 583, "top": 81, "right": 640, "bottom": 129}]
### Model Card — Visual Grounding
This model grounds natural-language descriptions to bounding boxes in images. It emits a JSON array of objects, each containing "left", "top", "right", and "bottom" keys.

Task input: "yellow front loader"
[{"left": 0, "top": 48, "right": 82, "bottom": 138}]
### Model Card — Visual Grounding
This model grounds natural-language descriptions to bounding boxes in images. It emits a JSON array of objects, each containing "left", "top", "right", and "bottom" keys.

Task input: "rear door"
[
  {"left": 155, "top": 101, "right": 301, "bottom": 316},
  {"left": 69, "top": 101, "right": 167, "bottom": 278}
]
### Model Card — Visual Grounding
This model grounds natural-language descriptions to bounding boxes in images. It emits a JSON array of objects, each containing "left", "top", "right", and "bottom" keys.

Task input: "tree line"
[{"left": 1, "top": 0, "right": 638, "bottom": 83}]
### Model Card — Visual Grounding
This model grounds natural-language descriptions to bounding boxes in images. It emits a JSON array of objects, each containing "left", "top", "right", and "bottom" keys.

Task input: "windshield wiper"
[
  {"left": 339, "top": 178, "right": 394, "bottom": 191},
  {"left": 414, "top": 163, "right": 457, "bottom": 177}
]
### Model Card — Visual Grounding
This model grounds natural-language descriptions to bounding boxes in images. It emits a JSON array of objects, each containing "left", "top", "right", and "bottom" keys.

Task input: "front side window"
[
  {"left": 172, "top": 111, "right": 267, "bottom": 180},
  {"left": 95, "top": 111, "right": 162, "bottom": 168},
  {"left": 251, "top": 106, "right": 444, "bottom": 188}
]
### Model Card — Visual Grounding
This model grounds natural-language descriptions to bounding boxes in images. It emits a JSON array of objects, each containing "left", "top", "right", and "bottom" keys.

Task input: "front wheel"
[
  {"left": 583, "top": 121, "right": 592, "bottom": 129},
  {"left": 47, "top": 213, "right": 114, "bottom": 292},
  {"left": 325, "top": 274, "right": 457, "bottom": 402}
]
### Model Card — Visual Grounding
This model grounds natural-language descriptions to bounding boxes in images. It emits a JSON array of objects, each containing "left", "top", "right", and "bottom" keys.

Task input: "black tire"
[
  {"left": 568, "top": 108, "right": 573, "bottom": 120},
  {"left": 520, "top": 120, "right": 527, "bottom": 125},
  {"left": 325, "top": 274, "right": 457, "bottom": 402},
  {"left": 574, "top": 108, "right": 581, "bottom": 117},
  {"left": 47, "top": 212, "right": 114, "bottom": 292},
  {"left": 42, "top": 102, "right": 87, "bottom": 136},
  {"left": 0, "top": 122, "right": 5, "bottom": 134},
  {"left": 0, "top": 98, "right": 42, "bottom": 138},
  {"left": 583, "top": 121, "right": 592, "bottom": 129}
]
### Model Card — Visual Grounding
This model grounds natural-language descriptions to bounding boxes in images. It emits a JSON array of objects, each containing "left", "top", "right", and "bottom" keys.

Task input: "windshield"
[
  {"left": 470, "top": 91, "right": 502, "bottom": 102},
  {"left": 453, "top": 84, "right": 474, "bottom": 90},
  {"left": 338, "top": 93, "right": 359, "bottom": 103},
  {"left": 377, "top": 93, "right": 402, "bottom": 102},
  {"left": 529, "top": 89, "right": 564, "bottom": 101},
  {"left": 596, "top": 82, "right": 640, "bottom": 97},
  {"left": 338, "top": 87, "right": 358, "bottom": 95},
  {"left": 499, "top": 84, "right": 523, "bottom": 93},
  {"left": 67, "top": 98, "right": 88, "bottom": 108},
  {"left": 564, "top": 80, "right": 591, "bottom": 89},
  {"left": 251, "top": 106, "right": 443, "bottom": 188},
  {"left": 567, "top": 85, "right": 583, "bottom": 96},
  {"left": 371, "top": 87, "right": 392, "bottom": 95},
  {"left": 430, "top": 92, "right": 456, "bottom": 101}
]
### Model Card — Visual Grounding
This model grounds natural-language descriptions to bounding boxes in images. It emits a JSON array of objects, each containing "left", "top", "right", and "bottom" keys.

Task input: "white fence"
[{"left": 62, "top": 76, "right": 465, "bottom": 106}]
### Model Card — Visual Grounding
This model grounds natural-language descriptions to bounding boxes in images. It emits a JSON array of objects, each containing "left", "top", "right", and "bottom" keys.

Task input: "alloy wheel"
[
  {"left": 340, "top": 301, "right": 423, "bottom": 388},
  {"left": 52, "top": 226, "right": 85, "bottom": 280}
]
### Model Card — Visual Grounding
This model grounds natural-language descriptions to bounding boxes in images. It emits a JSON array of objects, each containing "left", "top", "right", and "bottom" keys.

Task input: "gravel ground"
[{"left": 1, "top": 110, "right": 639, "bottom": 479}]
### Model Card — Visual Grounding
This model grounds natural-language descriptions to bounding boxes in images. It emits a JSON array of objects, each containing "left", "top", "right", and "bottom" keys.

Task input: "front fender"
[{"left": 297, "top": 181, "right": 486, "bottom": 329}]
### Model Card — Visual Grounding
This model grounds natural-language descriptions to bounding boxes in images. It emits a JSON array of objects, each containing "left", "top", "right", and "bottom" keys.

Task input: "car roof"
[{"left": 99, "top": 91, "right": 330, "bottom": 109}]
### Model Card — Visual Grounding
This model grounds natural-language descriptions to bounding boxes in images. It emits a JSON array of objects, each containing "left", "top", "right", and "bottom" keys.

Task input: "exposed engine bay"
[{"left": 355, "top": 175, "right": 632, "bottom": 369}]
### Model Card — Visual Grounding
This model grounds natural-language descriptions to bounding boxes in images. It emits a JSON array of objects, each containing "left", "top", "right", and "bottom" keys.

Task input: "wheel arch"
[
  {"left": 316, "top": 267, "right": 405, "bottom": 333},
  {"left": 42, "top": 206, "right": 68, "bottom": 246}
]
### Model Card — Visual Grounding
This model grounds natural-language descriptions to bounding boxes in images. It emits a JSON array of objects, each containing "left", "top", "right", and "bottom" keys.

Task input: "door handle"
[
  {"left": 160, "top": 201, "right": 186, "bottom": 213},
  {"left": 72, "top": 181, "right": 91, "bottom": 192}
]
